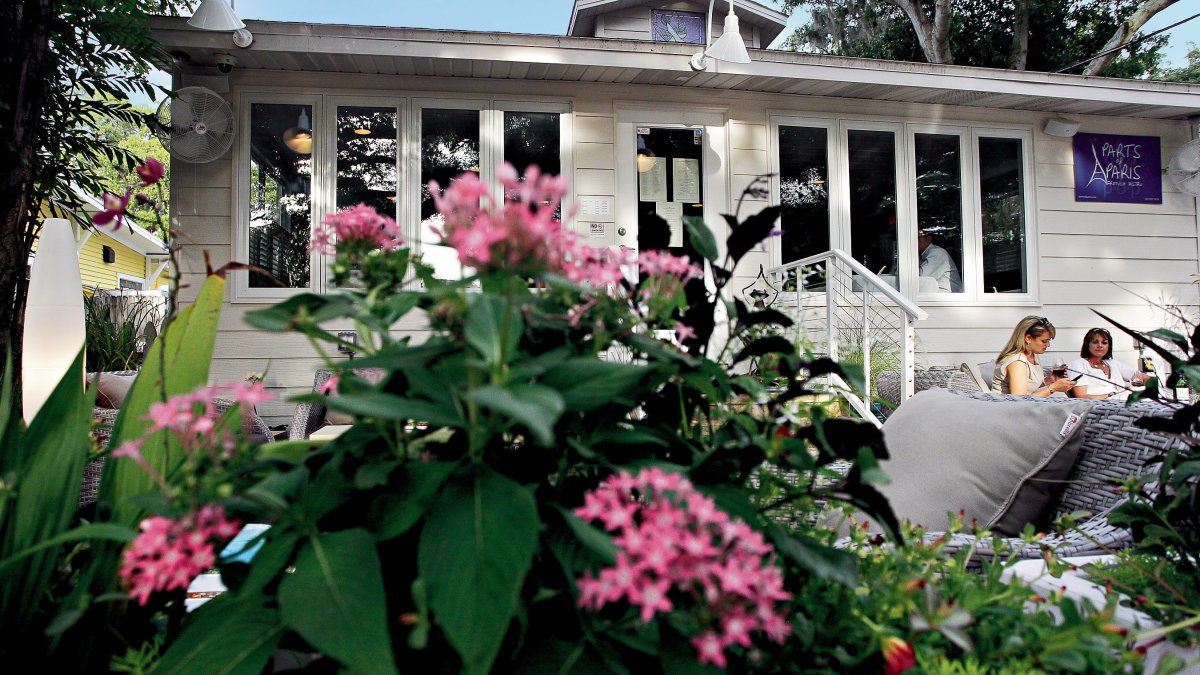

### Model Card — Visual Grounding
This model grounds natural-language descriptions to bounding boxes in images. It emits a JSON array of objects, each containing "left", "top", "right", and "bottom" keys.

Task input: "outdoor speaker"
[
  {"left": 1044, "top": 117, "right": 1081, "bottom": 138},
  {"left": 102, "top": 245, "right": 116, "bottom": 263}
]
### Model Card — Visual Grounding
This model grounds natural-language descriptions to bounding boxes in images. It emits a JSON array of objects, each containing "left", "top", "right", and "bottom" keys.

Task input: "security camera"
[{"left": 214, "top": 53, "right": 237, "bottom": 74}]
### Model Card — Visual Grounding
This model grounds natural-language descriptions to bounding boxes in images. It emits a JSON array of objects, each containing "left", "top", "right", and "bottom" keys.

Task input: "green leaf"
[
  {"left": 348, "top": 340, "right": 457, "bottom": 371},
  {"left": 102, "top": 275, "right": 225, "bottom": 526},
  {"left": 555, "top": 506, "right": 617, "bottom": 565},
  {"left": 418, "top": 467, "right": 539, "bottom": 675},
  {"left": 243, "top": 293, "right": 355, "bottom": 332},
  {"left": 278, "top": 529, "right": 397, "bottom": 674},
  {"left": 467, "top": 384, "right": 564, "bottom": 446},
  {"left": 542, "top": 359, "right": 652, "bottom": 412},
  {"left": 0, "top": 522, "right": 134, "bottom": 572},
  {"left": 154, "top": 595, "right": 285, "bottom": 675},
  {"left": 683, "top": 215, "right": 718, "bottom": 262},
  {"left": 325, "top": 391, "right": 465, "bottom": 428},
  {"left": 369, "top": 461, "right": 457, "bottom": 540},
  {"left": 466, "top": 295, "right": 522, "bottom": 366},
  {"left": 767, "top": 525, "right": 858, "bottom": 586},
  {"left": 1152, "top": 652, "right": 1186, "bottom": 675}
]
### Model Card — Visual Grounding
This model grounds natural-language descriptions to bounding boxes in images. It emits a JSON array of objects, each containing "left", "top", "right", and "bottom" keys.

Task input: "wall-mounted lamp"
[
  {"left": 1043, "top": 117, "right": 1081, "bottom": 138},
  {"left": 283, "top": 109, "right": 313, "bottom": 154},
  {"left": 636, "top": 135, "right": 657, "bottom": 173},
  {"left": 23, "top": 218, "right": 85, "bottom": 423},
  {"left": 690, "top": 0, "right": 751, "bottom": 71},
  {"left": 188, "top": 0, "right": 254, "bottom": 48}
]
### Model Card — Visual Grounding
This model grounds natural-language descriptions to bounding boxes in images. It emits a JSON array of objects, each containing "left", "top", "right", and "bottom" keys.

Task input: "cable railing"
[{"left": 768, "top": 249, "right": 927, "bottom": 427}]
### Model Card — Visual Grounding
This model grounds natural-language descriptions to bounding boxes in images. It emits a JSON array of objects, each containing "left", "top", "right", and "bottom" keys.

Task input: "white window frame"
[
  {"left": 769, "top": 113, "right": 1039, "bottom": 305},
  {"left": 116, "top": 273, "right": 147, "bottom": 291},
  {"left": 972, "top": 127, "right": 1038, "bottom": 304},
  {"left": 233, "top": 93, "right": 324, "bottom": 302},
  {"left": 324, "top": 95, "right": 408, "bottom": 291},
  {"left": 906, "top": 123, "right": 975, "bottom": 303},
  {"left": 492, "top": 99, "right": 573, "bottom": 218},
  {"left": 409, "top": 97, "right": 490, "bottom": 252}
]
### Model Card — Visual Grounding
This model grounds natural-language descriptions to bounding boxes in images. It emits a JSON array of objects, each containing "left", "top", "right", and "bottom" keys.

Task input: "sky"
[{"left": 140, "top": 1, "right": 1199, "bottom": 102}]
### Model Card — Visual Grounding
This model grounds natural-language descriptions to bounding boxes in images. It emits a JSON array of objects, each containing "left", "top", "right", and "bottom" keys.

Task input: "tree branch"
[
  {"left": 1083, "top": 0, "right": 1180, "bottom": 76},
  {"left": 883, "top": 0, "right": 953, "bottom": 64},
  {"left": 1009, "top": 0, "right": 1030, "bottom": 70}
]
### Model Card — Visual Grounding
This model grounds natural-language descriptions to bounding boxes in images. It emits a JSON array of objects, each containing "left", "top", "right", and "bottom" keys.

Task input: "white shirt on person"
[
  {"left": 919, "top": 243, "right": 962, "bottom": 293},
  {"left": 1068, "top": 357, "right": 1137, "bottom": 399}
]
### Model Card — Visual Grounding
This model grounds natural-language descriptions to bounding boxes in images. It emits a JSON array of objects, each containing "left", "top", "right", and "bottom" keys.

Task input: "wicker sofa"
[{"left": 889, "top": 390, "right": 1181, "bottom": 561}]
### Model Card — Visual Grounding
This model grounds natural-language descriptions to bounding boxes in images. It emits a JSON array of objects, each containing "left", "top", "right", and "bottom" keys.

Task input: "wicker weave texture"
[{"left": 289, "top": 369, "right": 334, "bottom": 440}]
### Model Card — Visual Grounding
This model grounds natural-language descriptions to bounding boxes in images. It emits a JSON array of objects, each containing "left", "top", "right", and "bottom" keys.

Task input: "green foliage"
[
  {"left": 88, "top": 102, "right": 170, "bottom": 236},
  {"left": 1154, "top": 44, "right": 1200, "bottom": 83},
  {"left": 82, "top": 288, "right": 162, "bottom": 371},
  {"left": 781, "top": 0, "right": 1167, "bottom": 76}
]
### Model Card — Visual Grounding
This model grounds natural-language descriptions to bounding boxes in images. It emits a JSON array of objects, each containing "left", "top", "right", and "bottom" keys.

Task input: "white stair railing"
[{"left": 768, "top": 249, "right": 927, "bottom": 427}]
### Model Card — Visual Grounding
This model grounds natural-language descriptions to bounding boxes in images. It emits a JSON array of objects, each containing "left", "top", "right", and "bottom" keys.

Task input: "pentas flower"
[
  {"left": 310, "top": 203, "right": 404, "bottom": 254},
  {"left": 135, "top": 157, "right": 166, "bottom": 187},
  {"left": 882, "top": 636, "right": 917, "bottom": 675},
  {"left": 574, "top": 467, "right": 791, "bottom": 669},
  {"left": 119, "top": 504, "right": 241, "bottom": 605},
  {"left": 93, "top": 190, "right": 132, "bottom": 230}
]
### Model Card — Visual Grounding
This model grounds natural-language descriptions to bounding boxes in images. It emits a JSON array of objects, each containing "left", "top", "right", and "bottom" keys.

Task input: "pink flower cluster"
[
  {"left": 574, "top": 468, "right": 791, "bottom": 669},
  {"left": 120, "top": 504, "right": 241, "bottom": 605},
  {"left": 112, "top": 380, "right": 275, "bottom": 490},
  {"left": 310, "top": 203, "right": 405, "bottom": 254},
  {"left": 94, "top": 157, "right": 166, "bottom": 230},
  {"left": 636, "top": 250, "right": 702, "bottom": 301}
]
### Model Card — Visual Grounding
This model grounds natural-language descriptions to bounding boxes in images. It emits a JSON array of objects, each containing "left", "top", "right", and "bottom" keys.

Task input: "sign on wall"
[{"left": 1073, "top": 132, "right": 1162, "bottom": 204}]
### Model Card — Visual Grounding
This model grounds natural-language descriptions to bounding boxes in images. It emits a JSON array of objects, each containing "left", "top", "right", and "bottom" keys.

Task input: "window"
[
  {"left": 246, "top": 102, "right": 314, "bottom": 290},
  {"left": 420, "top": 107, "right": 481, "bottom": 244},
  {"left": 117, "top": 274, "right": 145, "bottom": 291},
  {"left": 847, "top": 128, "right": 900, "bottom": 288},
  {"left": 978, "top": 136, "right": 1028, "bottom": 294},
  {"left": 778, "top": 125, "right": 830, "bottom": 263},
  {"left": 650, "top": 10, "right": 706, "bottom": 45},
  {"left": 336, "top": 105, "right": 398, "bottom": 217},
  {"left": 503, "top": 111, "right": 560, "bottom": 179},
  {"left": 914, "top": 132, "right": 965, "bottom": 294}
]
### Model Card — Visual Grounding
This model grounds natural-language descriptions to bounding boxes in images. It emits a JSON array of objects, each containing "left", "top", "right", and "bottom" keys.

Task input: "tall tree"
[
  {"left": 1154, "top": 43, "right": 1200, "bottom": 82},
  {"left": 0, "top": 0, "right": 186, "bottom": 398},
  {"left": 782, "top": 0, "right": 1174, "bottom": 76}
]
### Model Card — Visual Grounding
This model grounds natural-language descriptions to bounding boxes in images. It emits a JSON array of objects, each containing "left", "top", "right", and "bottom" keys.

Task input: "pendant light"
[
  {"left": 690, "top": 0, "right": 751, "bottom": 71},
  {"left": 283, "top": 109, "right": 313, "bottom": 155}
]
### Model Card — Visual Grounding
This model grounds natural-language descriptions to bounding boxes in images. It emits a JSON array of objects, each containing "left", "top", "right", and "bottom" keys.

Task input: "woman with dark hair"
[
  {"left": 1068, "top": 328, "right": 1146, "bottom": 400},
  {"left": 992, "top": 315, "right": 1076, "bottom": 396}
]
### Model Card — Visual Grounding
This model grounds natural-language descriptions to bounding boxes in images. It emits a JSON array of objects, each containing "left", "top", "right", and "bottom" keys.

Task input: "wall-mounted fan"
[
  {"left": 1167, "top": 138, "right": 1200, "bottom": 197},
  {"left": 154, "top": 86, "right": 235, "bottom": 164}
]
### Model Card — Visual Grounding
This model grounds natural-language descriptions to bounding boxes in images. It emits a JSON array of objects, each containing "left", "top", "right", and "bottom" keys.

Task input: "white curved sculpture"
[{"left": 23, "top": 217, "right": 85, "bottom": 423}]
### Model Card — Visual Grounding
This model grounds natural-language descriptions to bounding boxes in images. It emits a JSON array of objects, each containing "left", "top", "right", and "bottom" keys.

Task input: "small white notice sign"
[
  {"left": 589, "top": 222, "right": 606, "bottom": 238},
  {"left": 672, "top": 158, "right": 700, "bottom": 203},
  {"left": 580, "top": 197, "right": 612, "bottom": 217},
  {"left": 639, "top": 160, "right": 667, "bottom": 202},
  {"left": 656, "top": 202, "right": 684, "bottom": 247}
]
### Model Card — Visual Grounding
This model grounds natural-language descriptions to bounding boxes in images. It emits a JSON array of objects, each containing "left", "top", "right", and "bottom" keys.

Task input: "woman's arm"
[{"left": 1007, "top": 361, "right": 1073, "bottom": 396}]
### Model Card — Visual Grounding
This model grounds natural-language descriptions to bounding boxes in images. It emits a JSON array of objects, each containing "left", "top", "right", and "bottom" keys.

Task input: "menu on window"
[
  {"left": 638, "top": 160, "right": 667, "bottom": 202},
  {"left": 656, "top": 201, "right": 684, "bottom": 247},
  {"left": 672, "top": 158, "right": 700, "bottom": 203}
]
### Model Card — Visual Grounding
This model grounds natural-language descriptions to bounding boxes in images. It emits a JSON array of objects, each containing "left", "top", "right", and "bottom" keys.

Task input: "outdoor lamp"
[
  {"left": 636, "top": 135, "right": 657, "bottom": 173},
  {"left": 22, "top": 218, "right": 85, "bottom": 424},
  {"left": 283, "top": 109, "right": 313, "bottom": 154},
  {"left": 188, "top": 0, "right": 254, "bottom": 48},
  {"left": 690, "top": 0, "right": 751, "bottom": 71}
]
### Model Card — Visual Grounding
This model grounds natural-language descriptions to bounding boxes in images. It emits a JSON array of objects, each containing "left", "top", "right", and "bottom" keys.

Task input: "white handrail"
[{"left": 772, "top": 249, "right": 927, "bottom": 322}]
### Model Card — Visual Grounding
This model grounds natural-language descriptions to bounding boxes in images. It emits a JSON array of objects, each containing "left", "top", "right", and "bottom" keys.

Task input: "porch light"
[
  {"left": 188, "top": 0, "right": 254, "bottom": 49},
  {"left": 690, "top": 0, "right": 751, "bottom": 71},
  {"left": 23, "top": 218, "right": 85, "bottom": 423},
  {"left": 636, "top": 135, "right": 657, "bottom": 173},
  {"left": 283, "top": 109, "right": 313, "bottom": 154}
]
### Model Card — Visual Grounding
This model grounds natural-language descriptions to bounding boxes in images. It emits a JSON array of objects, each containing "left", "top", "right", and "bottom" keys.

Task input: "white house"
[{"left": 149, "top": 1, "right": 1200, "bottom": 423}]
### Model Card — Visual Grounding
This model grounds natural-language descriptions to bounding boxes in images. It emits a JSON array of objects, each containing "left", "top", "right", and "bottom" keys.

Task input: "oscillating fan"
[
  {"left": 1168, "top": 138, "right": 1200, "bottom": 197},
  {"left": 154, "top": 86, "right": 235, "bottom": 164}
]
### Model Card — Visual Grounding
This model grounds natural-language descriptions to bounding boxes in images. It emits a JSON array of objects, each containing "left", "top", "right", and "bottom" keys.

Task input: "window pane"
[
  {"left": 337, "top": 106, "right": 398, "bottom": 218},
  {"left": 248, "top": 103, "right": 312, "bottom": 289},
  {"left": 420, "top": 108, "right": 480, "bottom": 243},
  {"left": 778, "top": 126, "right": 829, "bottom": 264},
  {"left": 914, "top": 133, "right": 964, "bottom": 293},
  {"left": 504, "top": 111, "right": 560, "bottom": 177},
  {"left": 636, "top": 127, "right": 702, "bottom": 255},
  {"left": 979, "top": 137, "right": 1027, "bottom": 293},
  {"left": 848, "top": 129, "right": 898, "bottom": 288}
]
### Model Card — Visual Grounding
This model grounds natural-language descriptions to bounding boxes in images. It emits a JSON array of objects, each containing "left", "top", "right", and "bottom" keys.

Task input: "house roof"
[
  {"left": 71, "top": 188, "right": 170, "bottom": 257},
  {"left": 566, "top": 0, "right": 788, "bottom": 45},
  {"left": 148, "top": 17, "right": 1200, "bottom": 121}
]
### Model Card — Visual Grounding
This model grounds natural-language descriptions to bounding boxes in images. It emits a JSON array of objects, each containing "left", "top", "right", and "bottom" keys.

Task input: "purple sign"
[{"left": 1073, "top": 132, "right": 1161, "bottom": 204}]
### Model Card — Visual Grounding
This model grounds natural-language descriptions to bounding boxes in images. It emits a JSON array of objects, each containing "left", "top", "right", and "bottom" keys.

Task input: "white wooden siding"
[{"left": 171, "top": 69, "right": 1198, "bottom": 423}]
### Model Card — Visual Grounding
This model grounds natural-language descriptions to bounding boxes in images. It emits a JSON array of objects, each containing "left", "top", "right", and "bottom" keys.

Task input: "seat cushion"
[
  {"left": 878, "top": 389, "right": 1093, "bottom": 536},
  {"left": 88, "top": 371, "right": 139, "bottom": 409}
]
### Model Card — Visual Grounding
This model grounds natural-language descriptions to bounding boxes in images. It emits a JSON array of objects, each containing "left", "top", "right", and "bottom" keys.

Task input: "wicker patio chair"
[
  {"left": 288, "top": 369, "right": 335, "bottom": 440},
  {"left": 876, "top": 364, "right": 989, "bottom": 417},
  {"left": 864, "top": 390, "right": 1182, "bottom": 563}
]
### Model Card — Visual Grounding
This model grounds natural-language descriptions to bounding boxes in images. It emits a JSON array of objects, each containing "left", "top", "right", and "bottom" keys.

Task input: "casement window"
[
  {"left": 772, "top": 115, "right": 1036, "bottom": 303},
  {"left": 233, "top": 94, "right": 568, "bottom": 300}
]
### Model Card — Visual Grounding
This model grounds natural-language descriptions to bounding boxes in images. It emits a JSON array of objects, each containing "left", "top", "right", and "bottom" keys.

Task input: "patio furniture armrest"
[{"left": 288, "top": 400, "right": 327, "bottom": 440}]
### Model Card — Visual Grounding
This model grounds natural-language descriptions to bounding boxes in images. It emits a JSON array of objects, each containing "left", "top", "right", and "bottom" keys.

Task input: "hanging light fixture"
[
  {"left": 23, "top": 218, "right": 85, "bottom": 423},
  {"left": 283, "top": 109, "right": 313, "bottom": 154},
  {"left": 690, "top": 0, "right": 751, "bottom": 71},
  {"left": 636, "top": 135, "right": 657, "bottom": 173},
  {"left": 188, "top": 0, "right": 254, "bottom": 48}
]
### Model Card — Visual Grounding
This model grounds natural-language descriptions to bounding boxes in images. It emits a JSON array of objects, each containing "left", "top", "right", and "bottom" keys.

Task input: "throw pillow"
[
  {"left": 90, "top": 371, "right": 138, "bottom": 409},
  {"left": 878, "top": 389, "right": 1092, "bottom": 536}
]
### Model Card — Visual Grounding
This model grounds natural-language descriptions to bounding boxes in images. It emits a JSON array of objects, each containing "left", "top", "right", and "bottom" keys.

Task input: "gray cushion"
[
  {"left": 879, "top": 389, "right": 1093, "bottom": 536},
  {"left": 88, "top": 371, "right": 139, "bottom": 409}
]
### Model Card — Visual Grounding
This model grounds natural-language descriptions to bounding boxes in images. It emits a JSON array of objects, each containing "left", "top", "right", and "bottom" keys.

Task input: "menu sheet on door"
[
  {"left": 672, "top": 158, "right": 700, "bottom": 203},
  {"left": 656, "top": 201, "right": 684, "bottom": 247},
  {"left": 638, "top": 160, "right": 667, "bottom": 201}
]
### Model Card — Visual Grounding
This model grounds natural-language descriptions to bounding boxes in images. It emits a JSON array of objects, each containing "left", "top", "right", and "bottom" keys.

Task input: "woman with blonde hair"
[{"left": 992, "top": 316, "right": 1075, "bottom": 396}]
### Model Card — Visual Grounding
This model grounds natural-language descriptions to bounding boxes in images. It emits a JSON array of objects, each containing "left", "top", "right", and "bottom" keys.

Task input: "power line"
[{"left": 1054, "top": 10, "right": 1200, "bottom": 74}]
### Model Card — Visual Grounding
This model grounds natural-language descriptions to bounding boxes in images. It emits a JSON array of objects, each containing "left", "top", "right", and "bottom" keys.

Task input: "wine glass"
[{"left": 1051, "top": 357, "right": 1068, "bottom": 381}]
